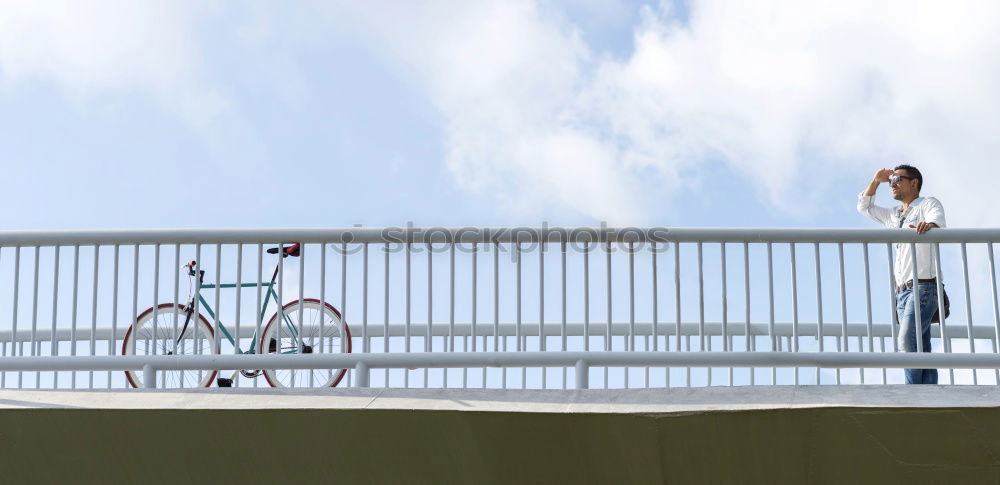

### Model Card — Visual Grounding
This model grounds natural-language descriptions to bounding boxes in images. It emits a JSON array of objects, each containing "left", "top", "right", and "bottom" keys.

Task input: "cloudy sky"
[
  {"left": 2, "top": 0, "right": 996, "bottom": 231},
  {"left": 3, "top": 1, "right": 1000, "bottom": 387}
]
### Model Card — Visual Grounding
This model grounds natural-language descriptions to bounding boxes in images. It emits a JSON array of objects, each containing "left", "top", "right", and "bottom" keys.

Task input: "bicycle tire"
[
  {"left": 260, "top": 299, "right": 352, "bottom": 388},
  {"left": 122, "top": 303, "right": 218, "bottom": 388}
]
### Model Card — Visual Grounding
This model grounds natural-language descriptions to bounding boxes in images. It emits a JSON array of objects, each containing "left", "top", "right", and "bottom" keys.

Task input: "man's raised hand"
[{"left": 874, "top": 168, "right": 893, "bottom": 183}]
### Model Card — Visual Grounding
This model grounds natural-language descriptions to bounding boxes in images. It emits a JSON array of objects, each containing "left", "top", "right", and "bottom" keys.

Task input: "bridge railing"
[{"left": 1, "top": 226, "right": 1000, "bottom": 389}]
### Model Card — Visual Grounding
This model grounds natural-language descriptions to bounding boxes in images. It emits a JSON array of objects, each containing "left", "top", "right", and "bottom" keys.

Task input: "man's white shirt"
[{"left": 857, "top": 192, "right": 947, "bottom": 287}]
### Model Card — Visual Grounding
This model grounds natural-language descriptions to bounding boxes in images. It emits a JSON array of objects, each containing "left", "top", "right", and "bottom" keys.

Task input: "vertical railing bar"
[
  {"left": 405, "top": 242, "right": 411, "bottom": 388},
  {"left": 340, "top": 242, "right": 348, "bottom": 385},
  {"left": 884, "top": 243, "right": 898, "bottom": 383},
  {"left": 298, "top": 243, "right": 306, "bottom": 387},
  {"left": 193, "top": 244, "right": 202, "bottom": 387},
  {"left": 909, "top": 242, "right": 923, "bottom": 354},
  {"left": 516, "top": 241, "right": 522, "bottom": 353},
  {"left": 69, "top": 246, "right": 80, "bottom": 386},
  {"left": 814, "top": 242, "right": 824, "bottom": 384},
  {"left": 427, "top": 242, "right": 433, "bottom": 386},
  {"left": 767, "top": 242, "right": 775, "bottom": 385},
  {"left": 29, "top": 246, "right": 40, "bottom": 388},
  {"left": 519, "top": 241, "right": 525, "bottom": 389},
  {"left": 628, "top": 241, "right": 635, "bottom": 353},
  {"left": 450, "top": 243, "right": 456, "bottom": 354},
  {"left": 108, "top": 245, "right": 120, "bottom": 389},
  {"left": 651, "top": 242, "right": 658, "bottom": 354},
  {"left": 130, "top": 245, "right": 140, "bottom": 388},
  {"left": 743, "top": 242, "right": 751, "bottom": 352},
  {"left": 584, "top": 241, "right": 590, "bottom": 352},
  {"left": 605, "top": 241, "right": 612, "bottom": 390},
  {"left": 88, "top": 245, "right": 99, "bottom": 389},
  {"left": 720, "top": 242, "right": 729, "bottom": 386},
  {"left": 214, "top": 244, "right": 223, "bottom": 387},
  {"left": 814, "top": 242, "right": 824, "bottom": 354},
  {"left": 559, "top": 239, "right": 569, "bottom": 362},
  {"left": 254, "top": 244, "right": 262, "bottom": 388},
  {"left": 790, "top": 243, "right": 799, "bottom": 385},
  {"left": 606, "top": 240, "right": 612, "bottom": 352},
  {"left": 862, "top": 243, "right": 875, "bottom": 384},
  {"left": 931, "top": 243, "right": 951, "bottom": 384},
  {"left": 626, "top": 241, "right": 634, "bottom": 389},
  {"left": 10, "top": 246, "right": 19, "bottom": 388},
  {"left": 383, "top": 242, "right": 389, "bottom": 387},
  {"left": 494, "top": 241, "right": 500, "bottom": 388},
  {"left": 540, "top": 239, "right": 546, "bottom": 391},
  {"left": 664, "top": 241, "right": 670, "bottom": 384},
  {"left": 473, "top": 242, "right": 481, "bottom": 387},
  {"left": 49, "top": 246, "right": 60, "bottom": 388},
  {"left": 296, "top": 244, "right": 305, "bottom": 388},
  {"left": 362, "top": 243, "right": 369, "bottom": 354},
  {"left": 540, "top": 237, "right": 548, "bottom": 354},
  {"left": 697, "top": 242, "right": 706, "bottom": 385},
  {"left": 276, "top": 243, "right": 283, "bottom": 387},
  {"left": 960, "top": 243, "right": 977, "bottom": 385},
  {"left": 234, "top": 243, "right": 243, "bottom": 388},
  {"left": 449, "top": 242, "right": 455, "bottom": 388},
  {"left": 647, "top": 242, "right": 664, "bottom": 388},
  {"left": 560, "top": 240, "right": 566, "bottom": 389},
  {"left": 886, "top": 243, "right": 899, "bottom": 353},
  {"left": 151, "top": 244, "right": 160, "bottom": 387},
  {"left": 838, "top": 242, "right": 847, "bottom": 385},
  {"left": 743, "top": 241, "right": 752, "bottom": 386},
  {"left": 318, "top": 244, "right": 327, "bottom": 385},
  {"left": 656, "top": 242, "right": 664, "bottom": 383},
  {"left": 720, "top": 243, "right": 728, "bottom": 353}
]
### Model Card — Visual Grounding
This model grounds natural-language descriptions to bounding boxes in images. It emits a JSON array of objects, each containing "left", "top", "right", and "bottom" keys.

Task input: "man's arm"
[
  {"left": 858, "top": 168, "right": 895, "bottom": 226},
  {"left": 910, "top": 197, "right": 946, "bottom": 234}
]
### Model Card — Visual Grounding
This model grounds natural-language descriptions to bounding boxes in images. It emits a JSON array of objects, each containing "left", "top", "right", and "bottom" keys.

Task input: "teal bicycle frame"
[{"left": 190, "top": 276, "right": 303, "bottom": 356}]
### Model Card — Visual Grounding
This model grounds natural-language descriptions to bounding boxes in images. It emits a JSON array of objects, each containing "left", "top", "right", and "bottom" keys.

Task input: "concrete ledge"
[
  {"left": 4, "top": 386, "right": 1000, "bottom": 484},
  {"left": 3, "top": 385, "right": 1000, "bottom": 412}
]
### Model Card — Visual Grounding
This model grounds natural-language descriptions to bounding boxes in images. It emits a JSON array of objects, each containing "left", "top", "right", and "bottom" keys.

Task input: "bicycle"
[{"left": 121, "top": 243, "right": 352, "bottom": 388}]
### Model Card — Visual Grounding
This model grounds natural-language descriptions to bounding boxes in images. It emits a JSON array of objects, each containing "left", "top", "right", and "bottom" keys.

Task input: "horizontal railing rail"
[
  {"left": 3, "top": 322, "right": 998, "bottom": 343},
  {"left": 4, "top": 352, "right": 1000, "bottom": 389},
  {"left": 3, "top": 227, "right": 1000, "bottom": 245}
]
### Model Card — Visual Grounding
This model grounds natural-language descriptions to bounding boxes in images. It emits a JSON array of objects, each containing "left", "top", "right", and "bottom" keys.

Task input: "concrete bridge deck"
[{"left": 3, "top": 386, "right": 1000, "bottom": 484}]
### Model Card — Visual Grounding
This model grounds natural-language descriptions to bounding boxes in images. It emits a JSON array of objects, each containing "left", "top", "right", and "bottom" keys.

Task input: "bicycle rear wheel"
[
  {"left": 260, "top": 299, "right": 351, "bottom": 388},
  {"left": 122, "top": 303, "right": 218, "bottom": 388}
]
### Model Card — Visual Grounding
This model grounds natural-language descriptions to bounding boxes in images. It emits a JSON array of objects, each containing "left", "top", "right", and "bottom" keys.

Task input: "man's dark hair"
[{"left": 894, "top": 164, "right": 923, "bottom": 191}]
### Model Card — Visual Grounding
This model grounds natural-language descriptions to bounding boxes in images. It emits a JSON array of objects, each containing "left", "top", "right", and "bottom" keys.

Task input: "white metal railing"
[{"left": 1, "top": 226, "right": 1000, "bottom": 389}]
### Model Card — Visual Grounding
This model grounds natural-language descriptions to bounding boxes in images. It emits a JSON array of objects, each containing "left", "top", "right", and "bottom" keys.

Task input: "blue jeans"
[{"left": 896, "top": 283, "right": 939, "bottom": 384}]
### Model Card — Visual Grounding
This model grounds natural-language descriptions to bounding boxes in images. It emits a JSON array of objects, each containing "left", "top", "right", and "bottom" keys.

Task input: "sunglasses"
[{"left": 888, "top": 174, "right": 915, "bottom": 186}]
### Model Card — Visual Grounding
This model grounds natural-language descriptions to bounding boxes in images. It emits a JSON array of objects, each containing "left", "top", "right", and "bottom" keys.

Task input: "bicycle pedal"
[
  {"left": 217, "top": 377, "right": 233, "bottom": 387},
  {"left": 302, "top": 344, "right": 313, "bottom": 354},
  {"left": 268, "top": 338, "right": 277, "bottom": 353}
]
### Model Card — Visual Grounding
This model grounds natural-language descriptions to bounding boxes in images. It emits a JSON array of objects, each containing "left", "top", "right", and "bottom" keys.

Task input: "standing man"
[{"left": 858, "top": 164, "right": 946, "bottom": 384}]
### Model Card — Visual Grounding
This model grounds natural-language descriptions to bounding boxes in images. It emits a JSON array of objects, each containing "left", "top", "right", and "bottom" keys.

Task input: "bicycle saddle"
[{"left": 266, "top": 243, "right": 301, "bottom": 257}]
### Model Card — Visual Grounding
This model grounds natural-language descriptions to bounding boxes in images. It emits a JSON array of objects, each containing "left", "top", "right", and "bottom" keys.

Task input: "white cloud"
[
  {"left": 0, "top": 0, "right": 225, "bottom": 127},
  {"left": 333, "top": 0, "right": 1000, "bottom": 226}
]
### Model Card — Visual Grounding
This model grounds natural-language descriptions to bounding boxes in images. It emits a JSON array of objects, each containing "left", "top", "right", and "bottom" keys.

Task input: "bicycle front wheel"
[
  {"left": 122, "top": 303, "right": 218, "bottom": 388},
  {"left": 260, "top": 299, "right": 352, "bottom": 388}
]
